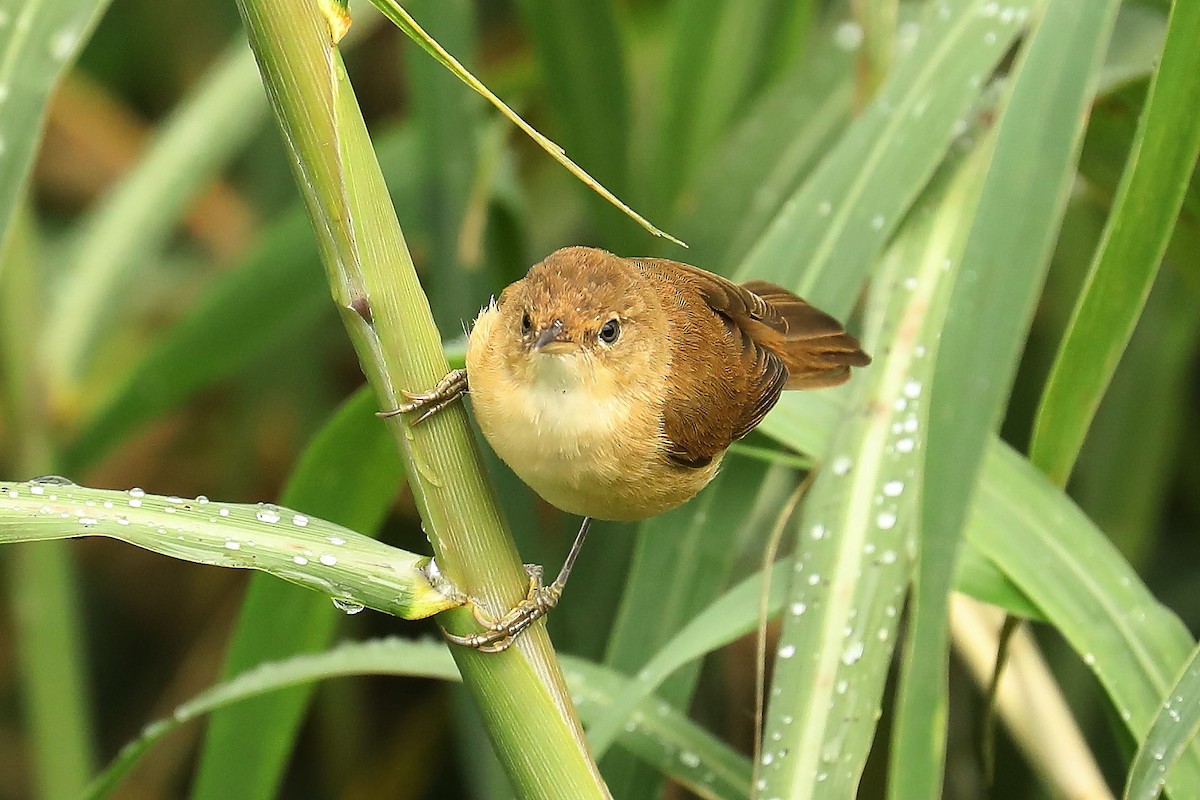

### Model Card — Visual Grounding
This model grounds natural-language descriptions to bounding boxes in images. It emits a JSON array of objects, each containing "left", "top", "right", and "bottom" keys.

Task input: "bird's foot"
[
  {"left": 377, "top": 368, "right": 468, "bottom": 425},
  {"left": 441, "top": 565, "right": 562, "bottom": 654}
]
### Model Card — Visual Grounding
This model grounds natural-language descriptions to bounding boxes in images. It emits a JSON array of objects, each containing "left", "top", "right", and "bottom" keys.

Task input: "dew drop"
[
  {"left": 877, "top": 511, "right": 897, "bottom": 530},
  {"left": 319, "top": 554, "right": 338, "bottom": 566},
  {"left": 293, "top": 555, "right": 309, "bottom": 565},
  {"left": 779, "top": 644, "right": 796, "bottom": 659},
  {"left": 256, "top": 505, "right": 281, "bottom": 524},
  {"left": 882, "top": 480, "right": 904, "bottom": 497},
  {"left": 842, "top": 641, "right": 865, "bottom": 665},
  {"left": 680, "top": 750, "right": 701, "bottom": 769},
  {"left": 293, "top": 514, "right": 309, "bottom": 527},
  {"left": 831, "top": 456, "right": 853, "bottom": 476},
  {"left": 791, "top": 601, "right": 807, "bottom": 616},
  {"left": 811, "top": 524, "right": 827, "bottom": 540},
  {"left": 128, "top": 487, "right": 146, "bottom": 498},
  {"left": 895, "top": 438, "right": 915, "bottom": 454},
  {"left": 332, "top": 598, "right": 364, "bottom": 615},
  {"left": 328, "top": 535, "right": 346, "bottom": 545},
  {"left": 224, "top": 540, "right": 241, "bottom": 550},
  {"left": 871, "top": 214, "right": 885, "bottom": 230}
]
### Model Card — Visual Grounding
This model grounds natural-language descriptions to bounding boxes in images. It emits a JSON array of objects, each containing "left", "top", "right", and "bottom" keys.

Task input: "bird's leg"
[
  {"left": 377, "top": 368, "right": 468, "bottom": 425},
  {"left": 442, "top": 517, "right": 593, "bottom": 653}
]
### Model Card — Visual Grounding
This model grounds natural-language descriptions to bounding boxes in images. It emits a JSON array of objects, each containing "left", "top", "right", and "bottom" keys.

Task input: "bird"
[{"left": 384, "top": 246, "right": 870, "bottom": 651}]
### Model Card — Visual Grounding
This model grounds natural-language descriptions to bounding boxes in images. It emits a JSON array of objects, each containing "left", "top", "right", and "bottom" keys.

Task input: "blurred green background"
[{"left": 1, "top": 0, "right": 1198, "bottom": 798}]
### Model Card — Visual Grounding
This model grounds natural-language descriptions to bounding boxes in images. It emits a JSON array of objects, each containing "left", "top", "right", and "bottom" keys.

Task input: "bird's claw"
[
  {"left": 377, "top": 369, "right": 468, "bottom": 425},
  {"left": 440, "top": 566, "right": 563, "bottom": 654}
]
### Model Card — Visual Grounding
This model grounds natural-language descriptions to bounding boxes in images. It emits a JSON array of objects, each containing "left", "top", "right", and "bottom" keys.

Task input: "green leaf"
[
  {"left": 1123, "top": 642, "right": 1200, "bottom": 800},
  {"left": 757, "top": 114, "right": 984, "bottom": 799},
  {"left": 973, "top": 444, "right": 1200, "bottom": 797},
  {"left": 0, "top": 0, "right": 111, "bottom": 259},
  {"left": 514, "top": 0, "right": 631, "bottom": 245},
  {"left": 62, "top": 125, "right": 423, "bottom": 473},
  {"left": 649, "top": 0, "right": 796, "bottom": 217},
  {"left": 674, "top": 29, "right": 854, "bottom": 268},
  {"left": 370, "top": 0, "right": 681, "bottom": 246},
  {"left": 41, "top": 42, "right": 269, "bottom": 402},
  {"left": 403, "top": 0, "right": 486, "bottom": 327},
  {"left": 598, "top": 457, "right": 788, "bottom": 798},
  {"left": 0, "top": 477, "right": 457, "bottom": 619},
  {"left": 735, "top": 0, "right": 1036, "bottom": 315},
  {"left": 89, "top": 638, "right": 753, "bottom": 800},
  {"left": 62, "top": 210, "right": 327, "bottom": 471},
  {"left": 190, "top": 386, "right": 405, "bottom": 800},
  {"left": 896, "top": 0, "right": 1125, "bottom": 794},
  {"left": 1030, "top": 0, "right": 1200, "bottom": 486}
]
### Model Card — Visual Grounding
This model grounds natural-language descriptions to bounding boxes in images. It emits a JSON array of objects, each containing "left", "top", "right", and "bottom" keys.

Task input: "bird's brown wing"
[
  {"left": 638, "top": 259, "right": 869, "bottom": 382},
  {"left": 738, "top": 279, "right": 872, "bottom": 388},
  {"left": 658, "top": 314, "right": 790, "bottom": 469},
  {"left": 635, "top": 258, "right": 853, "bottom": 468}
]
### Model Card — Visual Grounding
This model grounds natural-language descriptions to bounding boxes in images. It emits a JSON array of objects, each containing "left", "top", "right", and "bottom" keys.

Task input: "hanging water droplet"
[{"left": 332, "top": 598, "right": 365, "bottom": 615}]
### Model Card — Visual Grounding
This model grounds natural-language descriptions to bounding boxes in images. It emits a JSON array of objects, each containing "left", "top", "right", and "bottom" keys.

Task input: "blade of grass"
[
  {"left": 734, "top": 0, "right": 1035, "bottom": 315},
  {"left": 674, "top": 29, "right": 854, "bottom": 267},
  {"left": 756, "top": 347, "right": 1200, "bottom": 797},
  {"left": 1, "top": 210, "right": 95, "bottom": 800},
  {"left": 234, "top": 0, "right": 608, "bottom": 793},
  {"left": 0, "top": 0, "right": 111, "bottom": 258},
  {"left": 0, "top": 478, "right": 458, "bottom": 619},
  {"left": 41, "top": 41, "right": 269, "bottom": 408},
  {"left": 1123, "top": 642, "right": 1200, "bottom": 800},
  {"left": 599, "top": 457, "right": 785, "bottom": 799},
  {"left": 648, "top": 0, "right": 790, "bottom": 218},
  {"left": 369, "top": 0, "right": 681, "bottom": 246},
  {"left": 403, "top": 0, "right": 485, "bottom": 327},
  {"left": 513, "top": 0, "right": 632, "bottom": 246},
  {"left": 62, "top": 125, "right": 422, "bottom": 473},
  {"left": 6, "top": 541, "right": 95, "bottom": 800},
  {"left": 1030, "top": 0, "right": 1200, "bottom": 487},
  {"left": 190, "top": 386, "right": 405, "bottom": 800},
  {"left": 756, "top": 124, "right": 985, "bottom": 799},
  {"left": 90, "top": 638, "right": 753, "bottom": 800},
  {"left": 894, "top": 2, "right": 1124, "bottom": 796},
  {"left": 974, "top": 444, "right": 1200, "bottom": 797}
]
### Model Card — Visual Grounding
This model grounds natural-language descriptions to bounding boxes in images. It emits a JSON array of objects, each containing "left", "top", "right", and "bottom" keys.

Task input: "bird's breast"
[{"left": 465, "top": 306, "right": 716, "bottom": 520}]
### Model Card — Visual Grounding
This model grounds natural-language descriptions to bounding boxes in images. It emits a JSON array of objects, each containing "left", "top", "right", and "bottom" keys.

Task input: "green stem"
[{"left": 233, "top": 0, "right": 609, "bottom": 796}]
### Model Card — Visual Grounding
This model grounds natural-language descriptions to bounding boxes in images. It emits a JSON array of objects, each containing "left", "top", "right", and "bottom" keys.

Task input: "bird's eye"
[
  {"left": 521, "top": 312, "right": 532, "bottom": 334},
  {"left": 598, "top": 318, "right": 621, "bottom": 345}
]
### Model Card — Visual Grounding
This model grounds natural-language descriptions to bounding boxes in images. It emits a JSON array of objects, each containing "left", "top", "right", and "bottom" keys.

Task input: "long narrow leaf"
[
  {"left": 190, "top": 386, "right": 405, "bottom": 800},
  {"left": 1031, "top": 0, "right": 1200, "bottom": 486},
  {"left": 1124, "top": 643, "right": 1200, "bottom": 800},
  {"left": 0, "top": 0, "right": 111, "bottom": 257}
]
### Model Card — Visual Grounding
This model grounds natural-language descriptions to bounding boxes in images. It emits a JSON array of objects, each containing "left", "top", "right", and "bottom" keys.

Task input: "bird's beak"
[{"left": 532, "top": 319, "right": 571, "bottom": 352}]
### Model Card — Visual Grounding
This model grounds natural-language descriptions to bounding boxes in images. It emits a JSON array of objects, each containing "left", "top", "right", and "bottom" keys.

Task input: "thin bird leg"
[
  {"left": 377, "top": 368, "right": 469, "bottom": 425},
  {"left": 442, "top": 517, "right": 594, "bottom": 654}
]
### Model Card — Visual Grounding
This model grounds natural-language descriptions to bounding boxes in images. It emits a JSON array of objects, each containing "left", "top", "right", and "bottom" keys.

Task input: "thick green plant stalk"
[{"left": 233, "top": 0, "right": 608, "bottom": 796}]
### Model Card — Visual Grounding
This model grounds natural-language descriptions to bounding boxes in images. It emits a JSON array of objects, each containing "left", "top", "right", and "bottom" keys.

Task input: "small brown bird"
[{"left": 388, "top": 246, "right": 869, "bottom": 650}]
